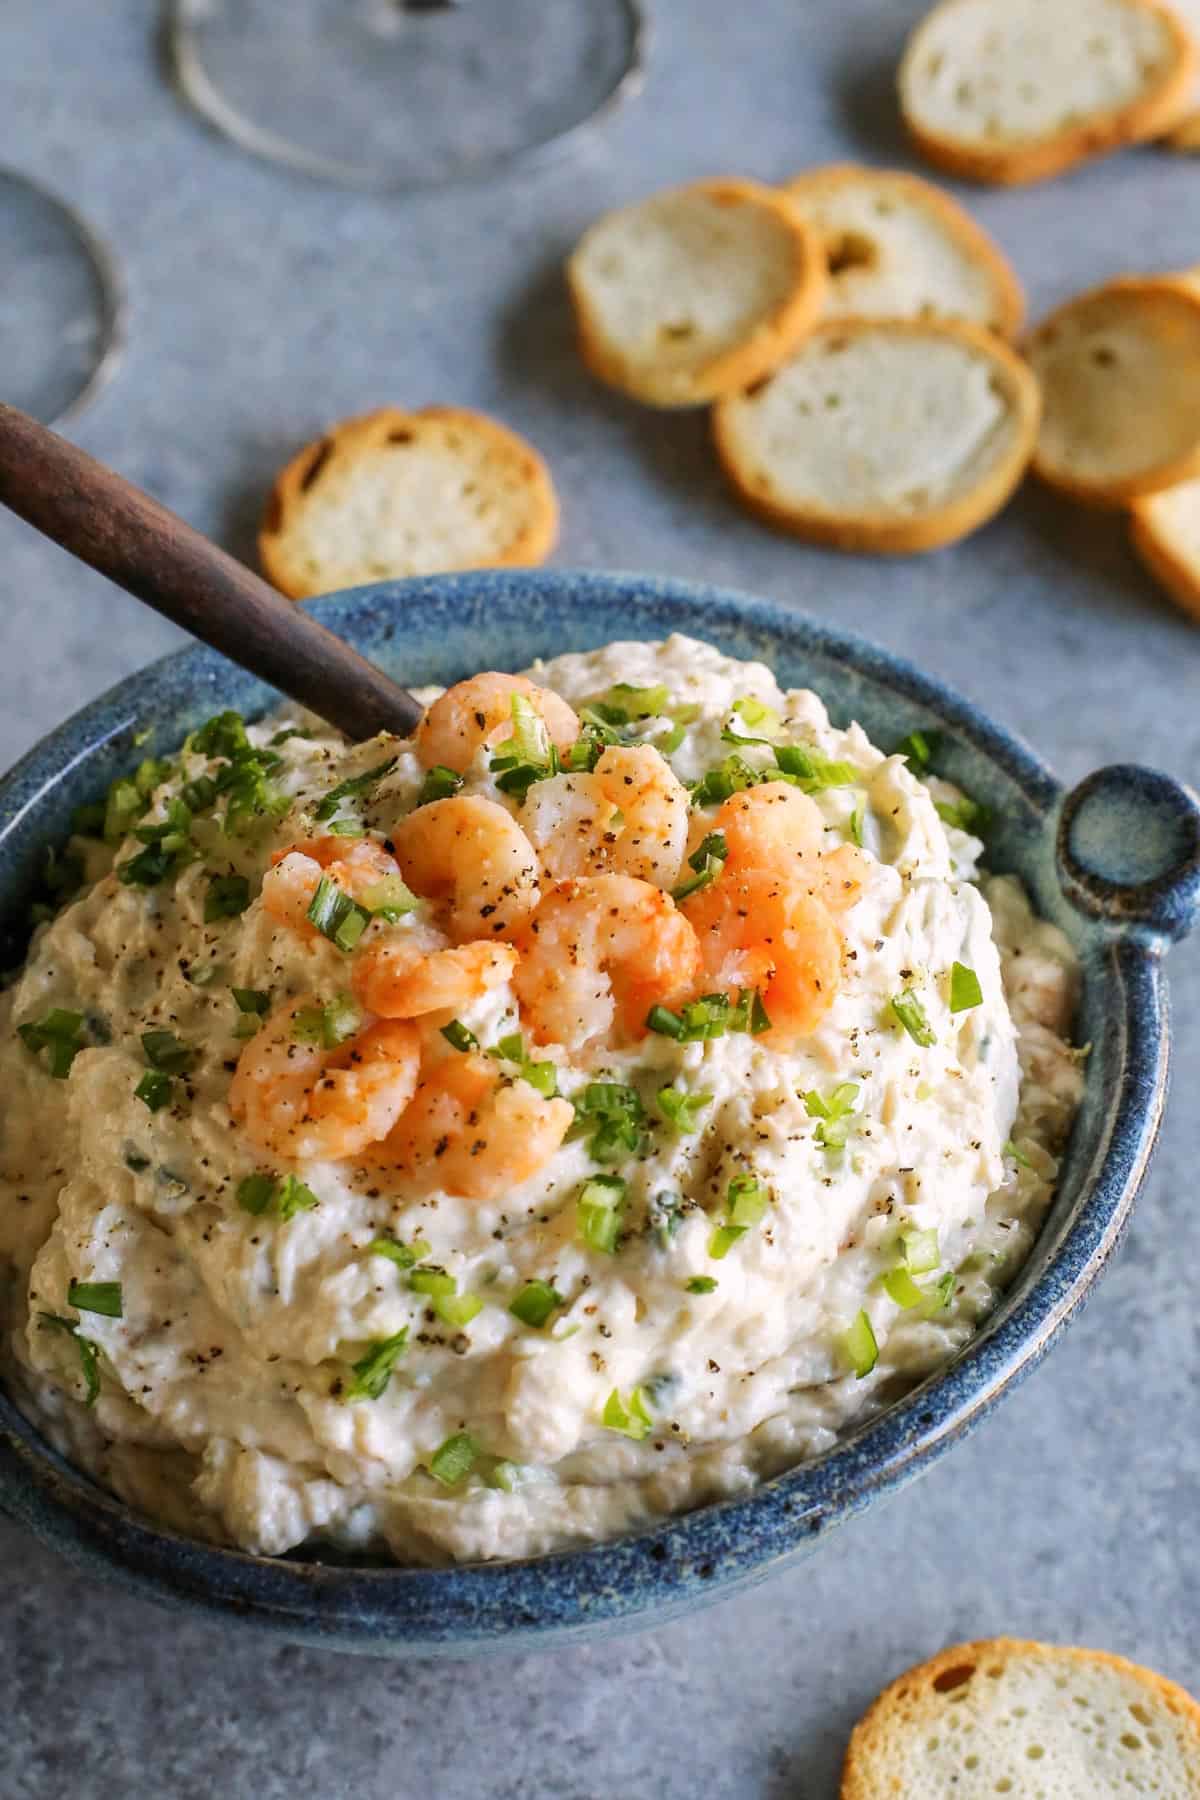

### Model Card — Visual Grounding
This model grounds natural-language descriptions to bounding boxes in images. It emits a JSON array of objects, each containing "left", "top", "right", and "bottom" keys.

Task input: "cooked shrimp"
[
  {"left": 513, "top": 874, "right": 701, "bottom": 1048},
  {"left": 392, "top": 795, "right": 540, "bottom": 943},
  {"left": 680, "top": 867, "right": 844, "bottom": 1044},
  {"left": 352, "top": 939, "right": 517, "bottom": 1019},
  {"left": 378, "top": 1050, "right": 573, "bottom": 1200},
  {"left": 229, "top": 999, "right": 421, "bottom": 1163},
  {"left": 521, "top": 745, "right": 689, "bottom": 889},
  {"left": 415, "top": 673, "right": 580, "bottom": 772},
  {"left": 261, "top": 835, "right": 401, "bottom": 936},
  {"left": 711, "top": 782, "right": 868, "bottom": 914}
]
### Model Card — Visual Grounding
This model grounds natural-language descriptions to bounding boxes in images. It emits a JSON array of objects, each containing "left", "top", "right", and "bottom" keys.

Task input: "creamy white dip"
[{"left": 0, "top": 637, "right": 1083, "bottom": 1563}]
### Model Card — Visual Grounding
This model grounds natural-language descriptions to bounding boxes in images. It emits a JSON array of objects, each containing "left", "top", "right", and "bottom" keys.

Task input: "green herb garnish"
[
  {"left": 840, "top": 1309, "right": 878, "bottom": 1379},
  {"left": 361, "top": 875, "right": 419, "bottom": 921},
  {"left": 134, "top": 1069, "right": 174, "bottom": 1112},
  {"left": 892, "top": 729, "right": 940, "bottom": 770},
  {"left": 38, "top": 1313, "right": 101, "bottom": 1406},
  {"left": 656, "top": 1086, "right": 713, "bottom": 1135},
  {"left": 935, "top": 795, "right": 990, "bottom": 836},
  {"left": 236, "top": 1173, "right": 276, "bottom": 1216},
  {"left": 891, "top": 990, "right": 936, "bottom": 1047},
  {"left": 236, "top": 1172, "right": 318, "bottom": 1219},
  {"left": 66, "top": 1281, "right": 123, "bottom": 1318},
  {"left": 772, "top": 743, "right": 858, "bottom": 791},
  {"left": 488, "top": 1031, "right": 558, "bottom": 1098},
  {"left": 570, "top": 1083, "right": 645, "bottom": 1164},
  {"left": 140, "top": 1030, "right": 194, "bottom": 1075},
  {"left": 577, "top": 1175, "right": 626, "bottom": 1255},
  {"left": 232, "top": 987, "right": 270, "bottom": 1016},
  {"left": 416, "top": 765, "right": 464, "bottom": 807},
  {"left": 601, "top": 1386, "right": 653, "bottom": 1441},
  {"left": 306, "top": 874, "right": 371, "bottom": 951},
  {"left": 690, "top": 754, "right": 765, "bottom": 808},
  {"left": 441, "top": 1019, "right": 480, "bottom": 1053},
  {"left": 509, "top": 1280, "right": 565, "bottom": 1330},
  {"left": 428, "top": 1431, "right": 479, "bottom": 1486},
  {"left": 18, "top": 1008, "right": 86, "bottom": 1079},
  {"left": 368, "top": 1236, "right": 431, "bottom": 1269},
  {"left": 344, "top": 1329, "right": 409, "bottom": 1402},
  {"left": 671, "top": 830, "right": 728, "bottom": 902},
  {"left": 685, "top": 1276, "right": 718, "bottom": 1295},
  {"left": 204, "top": 874, "right": 251, "bottom": 923},
  {"left": 949, "top": 962, "right": 983, "bottom": 1013},
  {"left": 314, "top": 757, "right": 398, "bottom": 823},
  {"left": 803, "top": 1081, "right": 860, "bottom": 1151}
]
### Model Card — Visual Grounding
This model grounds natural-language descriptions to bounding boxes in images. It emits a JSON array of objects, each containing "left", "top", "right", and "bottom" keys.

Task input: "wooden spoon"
[{"left": 0, "top": 403, "right": 424, "bottom": 740}]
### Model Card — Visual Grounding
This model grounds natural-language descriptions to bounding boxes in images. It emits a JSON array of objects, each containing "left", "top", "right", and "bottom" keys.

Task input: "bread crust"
[
  {"left": 899, "top": 0, "right": 1199, "bottom": 186},
  {"left": 1130, "top": 487, "right": 1200, "bottom": 621},
  {"left": 567, "top": 178, "right": 827, "bottom": 409},
  {"left": 259, "top": 406, "right": 559, "bottom": 600},
  {"left": 782, "top": 162, "right": 1025, "bottom": 338},
  {"left": 1027, "top": 276, "right": 1200, "bottom": 505},
  {"left": 840, "top": 1636, "right": 1200, "bottom": 1799},
  {"left": 712, "top": 317, "right": 1041, "bottom": 555}
]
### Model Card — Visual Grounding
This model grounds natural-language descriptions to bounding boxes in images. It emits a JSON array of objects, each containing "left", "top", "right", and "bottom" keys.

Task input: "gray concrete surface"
[{"left": 1, "top": 3, "right": 1197, "bottom": 1795}]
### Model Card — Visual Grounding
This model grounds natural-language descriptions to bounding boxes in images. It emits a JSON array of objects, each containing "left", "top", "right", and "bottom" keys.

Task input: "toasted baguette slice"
[
  {"left": 899, "top": 0, "right": 1198, "bottom": 185},
  {"left": 567, "top": 179, "right": 826, "bottom": 409},
  {"left": 1131, "top": 476, "right": 1200, "bottom": 620},
  {"left": 712, "top": 318, "right": 1040, "bottom": 554},
  {"left": 841, "top": 1637, "right": 1200, "bottom": 1798},
  {"left": 783, "top": 164, "right": 1023, "bottom": 337},
  {"left": 259, "top": 407, "right": 558, "bottom": 600},
  {"left": 1026, "top": 277, "right": 1200, "bottom": 505},
  {"left": 1162, "top": 0, "right": 1200, "bottom": 144}
]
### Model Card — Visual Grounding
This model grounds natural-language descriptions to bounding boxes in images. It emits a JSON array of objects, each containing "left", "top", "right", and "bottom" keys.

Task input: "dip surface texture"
[{"left": 0, "top": 637, "right": 1082, "bottom": 1563}]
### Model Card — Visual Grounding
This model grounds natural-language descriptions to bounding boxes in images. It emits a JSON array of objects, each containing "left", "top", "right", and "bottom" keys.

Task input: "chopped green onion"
[
  {"left": 577, "top": 1175, "right": 626, "bottom": 1255},
  {"left": 326, "top": 819, "right": 364, "bottom": 839},
  {"left": 848, "top": 805, "right": 864, "bottom": 848},
  {"left": 671, "top": 830, "right": 728, "bottom": 902},
  {"left": 489, "top": 1031, "right": 558, "bottom": 1097},
  {"left": 1005, "top": 1138, "right": 1033, "bottom": 1170},
  {"left": 601, "top": 1386, "right": 653, "bottom": 1441},
  {"left": 773, "top": 743, "right": 858, "bottom": 791},
  {"left": 646, "top": 1003, "right": 685, "bottom": 1039},
  {"left": 949, "top": 961, "right": 983, "bottom": 1013},
  {"left": 270, "top": 726, "right": 312, "bottom": 747},
  {"left": 690, "top": 754, "right": 765, "bottom": 809},
  {"left": 232, "top": 987, "right": 269, "bottom": 1016},
  {"left": 344, "top": 1329, "right": 409, "bottom": 1402},
  {"left": 410, "top": 1266, "right": 457, "bottom": 1298},
  {"left": 570, "top": 1083, "right": 644, "bottom": 1164},
  {"left": 66, "top": 1281, "right": 123, "bottom": 1318},
  {"left": 656, "top": 1086, "right": 713, "bottom": 1135},
  {"left": 368, "top": 1236, "right": 431, "bottom": 1269},
  {"left": 275, "top": 1175, "right": 319, "bottom": 1220},
  {"left": 181, "top": 773, "right": 219, "bottom": 813},
  {"left": 891, "top": 990, "right": 935, "bottom": 1047},
  {"left": 935, "top": 795, "right": 990, "bottom": 836},
  {"left": 882, "top": 1266, "right": 926, "bottom": 1309},
  {"left": 840, "top": 1309, "right": 878, "bottom": 1379},
  {"left": 892, "top": 729, "right": 940, "bottom": 770},
  {"left": 803, "top": 1081, "right": 860, "bottom": 1151},
  {"left": 593, "top": 682, "right": 670, "bottom": 720},
  {"left": 428, "top": 1431, "right": 479, "bottom": 1486},
  {"left": 901, "top": 1228, "right": 940, "bottom": 1274},
  {"left": 191, "top": 710, "right": 250, "bottom": 761},
  {"left": 487, "top": 1460, "right": 526, "bottom": 1493},
  {"left": 204, "top": 874, "right": 251, "bottom": 922},
  {"left": 708, "top": 1224, "right": 747, "bottom": 1260},
  {"left": 38, "top": 1313, "right": 100, "bottom": 1405},
  {"left": 306, "top": 875, "right": 371, "bottom": 951},
  {"left": 732, "top": 695, "right": 781, "bottom": 736},
  {"left": 417, "top": 765, "right": 464, "bottom": 807},
  {"left": 237, "top": 1173, "right": 275, "bottom": 1216},
  {"left": 685, "top": 1276, "right": 718, "bottom": 1295},
  {"left": 103, "top": 777, "right": 147, "bottom": 844},
  {"left": 314, "top": 757, "right": 398, "bottom": 822},
  {"left": 361, "top": 875, "right": 419, "bottom": 920},
  {"left": 18, "top": 1009, "right": 86, "bottom": 1079},
  {"left": 135, "top": 1069, "right": 173, "bottom": 1112},
  {"left": 649, "top": 1191, "right": 683, "bottom": 1249},
  {"left": 140, "top": 1030, "right": 194, "bottom": 1075},
  {"left": 291, "top": 995, "right": 361, "bottom": 1050},
  {"left": 656, "top": 703, "right": 701, "bottom": 756},
  {"left": 434, "top": 1292, "right": 483, "bottom": 1328},
  {"left": 727, "top": 1173, "right": 769, "bottom": 1228},
  {"left": 441, "top": 1020, "right": 480, "bottom": 1053},
  {"left": 923, "top": 1271, "right": 955, "bottom": 1314},
  {"left": 509, "top": 1280, "right": 565, "bottom": 1329}
]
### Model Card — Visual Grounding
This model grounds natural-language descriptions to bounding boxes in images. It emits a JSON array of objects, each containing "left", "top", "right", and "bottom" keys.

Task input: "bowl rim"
[{"left": 0, "top": 569, "right": 1169, "bottom": 1652}]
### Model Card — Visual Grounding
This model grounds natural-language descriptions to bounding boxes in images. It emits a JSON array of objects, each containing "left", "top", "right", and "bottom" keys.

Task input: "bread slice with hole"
[
  {"left": 783, "top": 164, "right": 1023, "bottom": 337},
  {"left": 1025, "top": 277, "right": 1200, "bottom": 505},
  {"left": 1130, "top": 475, "right": 1200, "bottom": 620},
  {"left": 566, "top": 178, "right": 826, "bottom": 408},
  {"left": 899, "top": 0, "right": 1198, "bottom": 185},
  {"left": 712, "top": 318, "right": 1040, "bottom": 554},
  {"left": 840, "top": 1637, "right": 1200, "bottom": 1798},
  {"left": 258, "top": 407, "right": 559, "bottom": 600}
]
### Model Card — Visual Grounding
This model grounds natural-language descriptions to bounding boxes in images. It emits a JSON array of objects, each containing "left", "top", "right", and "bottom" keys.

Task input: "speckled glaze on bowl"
[{"left": 1, "top": 571, "right": 1197, "bottom": 1656}]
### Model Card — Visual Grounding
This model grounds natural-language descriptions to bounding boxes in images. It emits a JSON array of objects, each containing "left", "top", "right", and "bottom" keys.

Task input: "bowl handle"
[{"left": 1056, "top": 764, "right": 1200, "bottom": 945}]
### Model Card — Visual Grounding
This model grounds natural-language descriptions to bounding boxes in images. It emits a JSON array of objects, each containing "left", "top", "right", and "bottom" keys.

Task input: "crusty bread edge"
[
  {"left": 1027, "top": 275, "right": 1200, "bottom": 506},
  {"left": 1130, "top": 492, "right": 1200, "bottom": 622},
  {"left": 782, "top": 162, "right": 1025, "bottom": 338},
  {"left": 898, "top": 0, "right": 1200, "bottom": 186},
  {"left": 711, "top": 317, "right": 1041, "bottom": 555},
  {"left": 840, "top": 1636, "right": 1200, "bottom": 1799},
  {"left": 258, "top": 405, "right": 559, "bottom": 601},
  {"left": 566, "top": 178, "right": 828, "bottom": 410}
]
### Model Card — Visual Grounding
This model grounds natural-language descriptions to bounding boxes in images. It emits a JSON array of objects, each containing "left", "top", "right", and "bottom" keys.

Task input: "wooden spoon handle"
[{"left": 0, "top": 404, "right": 423, "bottom": 740}]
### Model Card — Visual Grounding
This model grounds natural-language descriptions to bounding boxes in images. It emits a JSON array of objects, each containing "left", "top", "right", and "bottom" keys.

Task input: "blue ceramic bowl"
[{"left": 2, "top": 570, "right": 1197, "bottom": 1655}]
